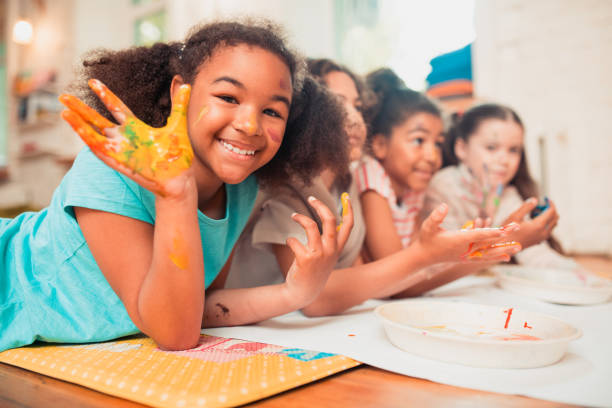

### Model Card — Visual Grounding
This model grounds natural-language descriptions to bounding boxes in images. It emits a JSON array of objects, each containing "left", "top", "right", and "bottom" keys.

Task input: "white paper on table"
[{"left": 204, "top": 276, "right": 612, "bottom": 407}]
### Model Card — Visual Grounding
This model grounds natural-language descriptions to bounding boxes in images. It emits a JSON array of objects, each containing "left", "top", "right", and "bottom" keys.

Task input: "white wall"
[
  {"left": 473, "top": 0, "right": 612, "bottom": 254},
  {"left": 166, "top": 0, "right": 336, "bottom": 58}
]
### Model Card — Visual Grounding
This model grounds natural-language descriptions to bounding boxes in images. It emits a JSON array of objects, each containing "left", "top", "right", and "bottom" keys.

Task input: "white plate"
[
  {"left": 492, "top": 265, "right": 612, "bottom": 305},
  {"left": 375, "top": 300, "right": 581, "bottom": 368}
]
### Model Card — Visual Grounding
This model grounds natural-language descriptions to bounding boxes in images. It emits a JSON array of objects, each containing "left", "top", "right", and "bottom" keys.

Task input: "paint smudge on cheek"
[
  {"left": 169, "top": 234, "right": 189, "bottom": 270},
  {"left": 267, "top": 127, "right": 283, "bottom": 144},
  {"left": 193, "top": 105, "right": 209, "bottom": 126}
]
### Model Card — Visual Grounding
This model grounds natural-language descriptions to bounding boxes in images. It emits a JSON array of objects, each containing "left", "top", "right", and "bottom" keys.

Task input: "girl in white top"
[{"left": 420, "top": 103, "right": 587, "bottom": 292}]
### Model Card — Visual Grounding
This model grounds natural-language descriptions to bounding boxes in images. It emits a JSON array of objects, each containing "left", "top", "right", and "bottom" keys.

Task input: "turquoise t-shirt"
[{"left": 0, "top": 147, "right": 258, "bottom": 352}]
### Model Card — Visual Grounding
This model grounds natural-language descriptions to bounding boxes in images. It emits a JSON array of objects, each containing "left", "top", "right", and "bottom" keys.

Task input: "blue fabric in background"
[{"left": 426, "top": 43, "right": 473, "bottom": 87}]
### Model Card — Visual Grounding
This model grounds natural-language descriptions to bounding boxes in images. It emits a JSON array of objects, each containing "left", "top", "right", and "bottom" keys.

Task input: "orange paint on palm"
[
  {"left": 461, "top": 240, "right": 520, "bottom": 260},
  {"left": 60, "top": 80, "right": 194, "bottom": 191},
  {"left": 169, "top": 234, "right": 189, "bottom": 270}
]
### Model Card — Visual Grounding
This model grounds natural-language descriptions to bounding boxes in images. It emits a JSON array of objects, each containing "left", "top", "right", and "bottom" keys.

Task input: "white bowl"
[
  {"left": 492, "top": 265, "right": 612, "bottom": 305},
  {"left": 375, "top": 300, "right": 581, "bottom": 368}
]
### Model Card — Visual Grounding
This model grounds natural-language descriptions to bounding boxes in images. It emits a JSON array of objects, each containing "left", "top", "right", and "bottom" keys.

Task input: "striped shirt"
[{"left": 354, "top": 155, "right": 425, "bottom": 247}]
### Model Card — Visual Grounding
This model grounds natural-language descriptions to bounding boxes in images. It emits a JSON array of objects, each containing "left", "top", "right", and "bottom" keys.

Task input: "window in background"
[
  {"left": 134, "top": 10, "right": 166, "bottom": 46},
  {"left": 335, "top": 0, "right": 475, "bottom": 91}
]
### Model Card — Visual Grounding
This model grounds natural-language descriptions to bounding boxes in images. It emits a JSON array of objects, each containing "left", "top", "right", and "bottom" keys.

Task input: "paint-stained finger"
[
  {"left": 61, "top": 110, "right": 111, "bottom": 153},
  {"left": 88, "top": 79, "right": 136, "bottom": 124},
  {"left": 335, "top": 193, "right": 354, "bottom": 250},
  {"left": 167, "top": 84, "right": 191, "bottom": 128},
  {"left": 58, "top": 94, "right": 116, "bottom": 132}
]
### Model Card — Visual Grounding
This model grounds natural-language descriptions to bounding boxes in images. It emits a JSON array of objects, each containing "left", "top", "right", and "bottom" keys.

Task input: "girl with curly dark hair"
[
  {"left": 224, "top": 61, "right": 522, "bottom": 316},
  {"left": 0, "top": 20, "right": 353, "bottom": 352}
]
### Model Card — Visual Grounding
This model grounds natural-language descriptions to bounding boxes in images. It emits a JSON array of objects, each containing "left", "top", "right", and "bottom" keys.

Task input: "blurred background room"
[{"left": 1, "top": 0, "right": 610, "bottom": 256}]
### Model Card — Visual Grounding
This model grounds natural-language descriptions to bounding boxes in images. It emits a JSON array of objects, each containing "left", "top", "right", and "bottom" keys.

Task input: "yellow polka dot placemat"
[{"left": 0, "top": 334, "right": 360, "bottom": 407}]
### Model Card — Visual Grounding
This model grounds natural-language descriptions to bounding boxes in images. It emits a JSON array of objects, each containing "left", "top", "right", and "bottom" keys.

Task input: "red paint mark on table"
[
  {"left": 524, "top": 322, "right": 532, "bottom": 329},
  {"left": 503, "top": 308, "right": 513, "bottom": 329},
  {"left": 348, "top": 334, "right": 356, "bottom": 337}
]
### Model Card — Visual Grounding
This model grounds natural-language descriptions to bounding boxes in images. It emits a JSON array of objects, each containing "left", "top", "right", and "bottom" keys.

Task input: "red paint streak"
[
  {"left": 524, "top": 322, "right": 532, "bottom": 329},
  {"left": 460, "top": 242, "right": 475, "bottom": 260},
  {"left": 503, "top": 308, "right": 513, "bottom": 329},
  {"left": 348, "top": 334, "right": 356, "bottom": 337}
]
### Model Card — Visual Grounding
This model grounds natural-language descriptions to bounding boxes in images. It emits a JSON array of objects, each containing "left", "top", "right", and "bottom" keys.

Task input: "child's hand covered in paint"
[
  {"left": 501, "top": 197, "right": 559, "bottom": 249},
  {"left": 413, "top": 203, "right": 522, "bottom": 263},
  {"left": 59, "top": 79, "right": 194, "bottom": 197},
  {"left": 282, "top": 195, "right": 354, "bottom": 307}
]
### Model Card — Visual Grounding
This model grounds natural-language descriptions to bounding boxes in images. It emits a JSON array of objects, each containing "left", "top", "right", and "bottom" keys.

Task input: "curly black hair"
[
  {"left": 365, "top": 68, "right": 441, "bottom": 143},
  {"left": 70, "top": 19, "right": 347, "bottom": 187}
]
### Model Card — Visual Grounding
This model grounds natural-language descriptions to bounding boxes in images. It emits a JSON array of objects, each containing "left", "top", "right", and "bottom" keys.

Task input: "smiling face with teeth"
[{"left": 170, "top": 44, "right": 292, "bottom": 189}]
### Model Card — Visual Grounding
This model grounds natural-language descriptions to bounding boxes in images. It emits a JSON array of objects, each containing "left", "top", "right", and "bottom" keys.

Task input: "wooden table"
[{"left": 1, "top": 256, "right": 607, "bottom": 408}]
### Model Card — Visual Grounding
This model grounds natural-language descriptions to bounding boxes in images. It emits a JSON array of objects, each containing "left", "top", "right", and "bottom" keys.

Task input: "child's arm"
[
  {"left": 62, "top": 81, "right": 205, "bottom": 350},
  {"left": 267, "top": 204, "right": 520, "bottom": 316},
  {"left": 360, "top": 190, "right": 404, "bottom": 260},
  {"left": 202, "top": 196, "right": 354, "bottom": 326}
]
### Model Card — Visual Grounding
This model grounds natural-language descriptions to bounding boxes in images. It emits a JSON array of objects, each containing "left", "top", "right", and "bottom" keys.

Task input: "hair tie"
[{"left": 178, "top": 43, "right": 186, "bottom": 60}]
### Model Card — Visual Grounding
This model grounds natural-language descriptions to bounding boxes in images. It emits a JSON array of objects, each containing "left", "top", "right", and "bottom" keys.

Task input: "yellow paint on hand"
[
  {"left": 59, "top": 81, "right": 194, "bottom": 194},
  {"left": 461, "top": 220, "right": 474, "bottom": 230},
  {"left": 337, "top": 192, "right": 349, "bottom": 231}
]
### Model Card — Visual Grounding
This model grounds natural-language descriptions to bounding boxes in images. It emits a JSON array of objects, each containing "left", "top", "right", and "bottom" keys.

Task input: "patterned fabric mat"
[{"left": 0, "top": 334, "right": 361, "bottom": 407}]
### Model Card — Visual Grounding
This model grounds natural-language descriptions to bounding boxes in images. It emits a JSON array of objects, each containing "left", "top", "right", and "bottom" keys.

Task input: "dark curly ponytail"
[{"left": 366, "top": 68, "right": 441, "bottom": 144}]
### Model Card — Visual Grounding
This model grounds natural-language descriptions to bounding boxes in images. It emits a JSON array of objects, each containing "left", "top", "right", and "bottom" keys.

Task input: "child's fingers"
[
  {"left": 479, "top": 242, "right": 522, "bottom": 260},
  {"left": 291, "top": 212, "right": 322, "bottom": 253},
  {"left": 59, "top": 94, "right": 116, "bottom": 132},
  {"left": 167, "top": 84, "right": 191, "bottom": 128},
  {"left": 507, "top": 197, "right": 538, "bottom": 223},
  {"left": 421, "top": 203, "right": 448, "bottom": 236},
  {"left": 461, "top": 241, "right": 521, "bottom": 262},
  {"left": 88, "top": 79, "right": 136, "bottom": 124},
  {"left": 307, "top": 196, "right": 337, "bottom": 248},
  {"left": 285, "top": 236, "right": 309, "bottom": 260},
  {"left": 61, "top": 110, "right": 112, "bottom": 153},
  {"left": 335, "top": 193, "right": 354, "bottom": 250}
]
